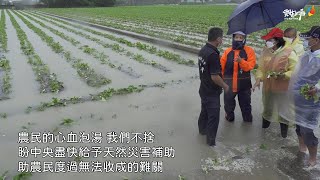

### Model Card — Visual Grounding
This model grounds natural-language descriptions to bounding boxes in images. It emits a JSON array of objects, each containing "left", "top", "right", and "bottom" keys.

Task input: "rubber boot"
[
  {"left": 280, "top": 123, "right": 289, "bottom": 138},
  {"left": 262, "top": 118, "right": 271, "bottom": 128}
]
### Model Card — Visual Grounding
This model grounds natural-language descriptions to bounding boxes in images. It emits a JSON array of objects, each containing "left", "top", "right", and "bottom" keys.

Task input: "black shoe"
[
  {"left": 262, "top": 118, "right": 271, "bottom": 128},
  {"left": 280, "top": 123, "right": 288, "bottom": 138},
  {"left": 225, "top": 114, "right": 235, "bottom": 122},
  {"left": 207, "top": 137, "right": 216, "bottom": 146},
  {"left": 243, "top": 114, "right": 253, "bottom": 123}
]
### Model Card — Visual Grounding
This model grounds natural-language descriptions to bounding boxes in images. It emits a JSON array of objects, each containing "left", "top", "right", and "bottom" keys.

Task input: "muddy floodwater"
[{"left": 0, "top": 10, "right": 319, "bottom": 180}]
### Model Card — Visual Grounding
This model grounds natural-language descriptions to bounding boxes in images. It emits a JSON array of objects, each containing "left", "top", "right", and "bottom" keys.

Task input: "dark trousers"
[
  {"left": 224, "top": 89, "right": 252, "bottom": 122},
  {"left": 296, "top": 125, "right": 318, "bottom": 147},
  {"left": 198, "top": 95, "right": 220, "bottom": 146}
]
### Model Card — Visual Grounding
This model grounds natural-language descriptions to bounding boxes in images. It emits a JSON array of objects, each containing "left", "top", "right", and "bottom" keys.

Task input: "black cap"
[{"left": 300, "top": 26, "right": 320, "bottom": 39}]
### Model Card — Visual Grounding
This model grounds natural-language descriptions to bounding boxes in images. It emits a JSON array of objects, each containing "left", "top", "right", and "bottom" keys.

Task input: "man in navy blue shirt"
[{"left": 198, "top": 27, "right": 229, "bottom": 146}]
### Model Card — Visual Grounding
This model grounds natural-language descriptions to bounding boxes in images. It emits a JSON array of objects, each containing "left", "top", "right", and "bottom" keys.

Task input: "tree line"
[{"left": 39, "top": 0, "right": 116, "bottom": 7}]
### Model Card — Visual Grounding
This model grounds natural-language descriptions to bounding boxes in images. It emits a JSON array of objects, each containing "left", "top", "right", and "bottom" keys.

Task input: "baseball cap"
[
  {"left": 233, "top": 31, "right": 246, "bottom": 36},
  {"left": 300, "top": 26, "right": 320, "bottom": 39},
  {"left": 261, "top": 28, "right": 284, "bottom": 40}
]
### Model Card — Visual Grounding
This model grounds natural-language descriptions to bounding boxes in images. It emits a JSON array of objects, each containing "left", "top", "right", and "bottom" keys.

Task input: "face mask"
[
  {"left": 303, "top": 38, "right": 319, "bottom": 50},
  {"left": 232, "top": 40, "right": 245, "bottom": 50},
  {"left": 303, "top": 40, "right": 310, "bottom": 49},
  {"left": 266, "top": 41, "right": 274, "bottom": 48},
  {"left": 218, "top": 38, "right": 223, "bottom": 47},
  {"left": 284, "top": 37, "right": 294, "bottom": 44}
]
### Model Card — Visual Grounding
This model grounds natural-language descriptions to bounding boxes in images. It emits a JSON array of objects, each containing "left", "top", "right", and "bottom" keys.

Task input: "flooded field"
[{"left": 0, "top": 8, "right": 319, "bottom": 180}]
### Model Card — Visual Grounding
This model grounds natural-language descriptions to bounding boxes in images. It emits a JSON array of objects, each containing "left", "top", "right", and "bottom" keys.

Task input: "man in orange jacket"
[{"left": 220, "top": 31, "right": 256, "bottom": 122}]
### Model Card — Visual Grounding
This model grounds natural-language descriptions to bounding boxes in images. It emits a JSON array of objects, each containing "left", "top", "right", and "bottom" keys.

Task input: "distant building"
[
  {"left": 0, "top": 0, "right": 13, "bottom": 9},
  {"left": 11, "top": 0, "right": 44, "bottom": 9},
  {"left": 0, "top": 0, "right": 13, "bottom": 6}
]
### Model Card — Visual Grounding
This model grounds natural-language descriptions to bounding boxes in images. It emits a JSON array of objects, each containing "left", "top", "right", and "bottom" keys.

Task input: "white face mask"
[
  {"left": 303, "top": 40, "right": 310, "bottom": 50},
  {"left": 218, "top": 37, "right": 223, "bottom": 47},
  {"left": 284, "top": 37, "right": 294, "bottom": 44},
  {"left": 303, "top": 38, "right": 319, "bottom": 50},
  {"left": 266, "top": 41, "right": 274, "bottom": 48}
]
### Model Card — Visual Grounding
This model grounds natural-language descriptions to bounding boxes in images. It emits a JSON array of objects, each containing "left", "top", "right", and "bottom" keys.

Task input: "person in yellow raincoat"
[
  {"left": 284, "top": 28, "right": 305, "bottom": 58},
  {"left": 252, "top": 28, "right": 298, "bottom": 138}
]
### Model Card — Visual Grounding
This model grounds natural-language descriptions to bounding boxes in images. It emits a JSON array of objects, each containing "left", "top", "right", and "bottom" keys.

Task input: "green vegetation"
[
  {"left": 0, "top": 113, "right": 7, "bottom": 119},
  {"left": 33, "top": 85, "right": 144, "bottom": 112},
  {"left": 12, "top": 10, "right": 111, "bottom": 88},
  {"left": 0, "top": 10, "right": 8, "bottom": 51},
  {"left": 0, "top": 171, "right": 8, "bottom": 180},
  {"left": 25, "top": 11, "right": 170, "bottom": 71},
  {"left": 29, "top": 11, "right": 195, "bottom": 66},
  {"left": 260, "top": 144, "right": 267, "bottom": 150},
  {"left": 8, "top": 10, "right": 64, "bottom": 93},
  {"left": 40, "top": 0, "right": 115, "bottom": 8},
  {"left": 13, "top": 172, "right": 32, "bottom": 180},
  {"left": 300, "top": 83, "right": 319, "bottom": 102},
  {"left": 38, "top": 5, "right": 319, "bottom": 49},
  {"left": 60, "top": 118, "right": 75, "bottom": 126},
  {"left": 39, "top": 5, "right": 233, "bottom": 34},
  {"left": 0, "top": 11, "right": 12, "bottom": 98},
  {"left": 0, "top": 58, "right": 12, "bottom": 96}
]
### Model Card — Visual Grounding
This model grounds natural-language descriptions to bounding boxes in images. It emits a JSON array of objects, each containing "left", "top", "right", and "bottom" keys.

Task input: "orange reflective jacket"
[{"left": 220, "top": 46, "right": 256, "bottom": 92}]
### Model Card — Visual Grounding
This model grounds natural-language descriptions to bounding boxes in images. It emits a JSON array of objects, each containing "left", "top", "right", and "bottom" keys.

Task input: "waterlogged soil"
[
  {"left": 31, "top": 11, "right": 198, "bottom": 62},
  {"left": 20, "top": 11, "right": 198, "bottom": 85},
  {"left": 0, "top": 80, "right": 319, "bottom": 180},
  {"left": 20, "top": 11, "right": 170, "bottom": 73},
  {"left": 33, "top": 11, "right": 263, "bottom": 57},
  {"left": 9, "top": 11, "right": 93, "bottom": 98},
  {"left": 35, "top": 11, "right": 264, "bottom": 51},
  {"left": 0, "top": 10, "right": 319, "bottom": 180}
]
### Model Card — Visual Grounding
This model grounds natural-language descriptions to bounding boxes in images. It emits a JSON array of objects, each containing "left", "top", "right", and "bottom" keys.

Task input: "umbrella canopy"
[{"left": 227, "top": 0, "right": 310, "bottom": 35}]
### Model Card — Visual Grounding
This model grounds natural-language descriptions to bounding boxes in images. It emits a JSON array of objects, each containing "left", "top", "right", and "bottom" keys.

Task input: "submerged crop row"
[
  {"left": 33, "top": 85, "right": 144, "bottom": 112},
  {"left": 0, "top": 11, "right": 11, "bottom": 99},
  {"left": 19, "top": 11, "right": 149, "bottom": 77},
  {"left": 19, "top": 11, "right": 141, "bottom": 78},
  {"left": 35, "top": 10, "right": 264, "bottom": 50},
  {"left": 30, "top": 11, "right": 195, "bottom": 66},
  {"left": 25, "top": 11, "right": 172, "bottom": 72},
  {"left": 8, "top": 10, "right": 64, "bottom": 93},
  {"left": 12, "top": 10, "right": 111, "bottom": 88},
  {"left": 0, "top": 57, "right": 11, "bottom": 99},
  {"left": 0, "top": 10, "right": 8, "bottom": 51},
  {"left": 26, "top": 77, "right": 189, "bottom": 113}
]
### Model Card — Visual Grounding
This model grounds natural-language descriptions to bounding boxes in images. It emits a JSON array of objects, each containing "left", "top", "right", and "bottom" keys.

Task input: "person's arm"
[
  {"left": 238, "top": 47, "right": 256, "bottom": 72},
  {"left": 220, "top": 49, "right": 228, "bottom": 77},
  {"left": 255, "top": 48, "right": 267, "bottom": 81},
  {"left": 315, "top": 81, "right": 320, "bottom": 97},
  {"left": 252, "top": 48, "right": 268, "bottom": 91},
  {"left": 295, "top": 44, "right": 305, "bottom": 58},
  {"left": 208, "top": 53, "right": 229, "bottom": 92},
  {"left": 211, "top": 75, "right": 229, "bottom": 92},
  {"left": 283, "top": 50, "right": 298, "bottom": 79}
]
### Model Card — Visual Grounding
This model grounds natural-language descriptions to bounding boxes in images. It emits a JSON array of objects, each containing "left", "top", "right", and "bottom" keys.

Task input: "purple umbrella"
[{"left": 227, "top": 0, "right": 310, "bottom": 35}]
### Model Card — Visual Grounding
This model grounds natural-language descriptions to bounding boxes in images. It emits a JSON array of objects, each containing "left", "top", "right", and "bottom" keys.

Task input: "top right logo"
[{"left": 306, "top": 5, "right": 316, "bottom": 17}]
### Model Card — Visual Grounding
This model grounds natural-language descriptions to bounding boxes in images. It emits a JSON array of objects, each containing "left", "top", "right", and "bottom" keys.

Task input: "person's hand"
[
  {"left": 252, "top": 79, "right": 261, "bottom": 92},
  {"left": 235, "top": 55, "right": 242, "bottom": 63},
  {"left": 308, "top": 86, "right": 317, "bottom": 96},
  {"left": 223, "top": 84, "right": 230, "bottom": 93},
  {"left": 276, "top": 69, "right": 286, "bottom": 79}
]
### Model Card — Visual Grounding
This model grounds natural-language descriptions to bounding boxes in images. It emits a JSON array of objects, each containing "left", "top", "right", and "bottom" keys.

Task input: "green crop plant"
[{"left": 8, "top": 10, "right": 64, "bottom": 94}]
